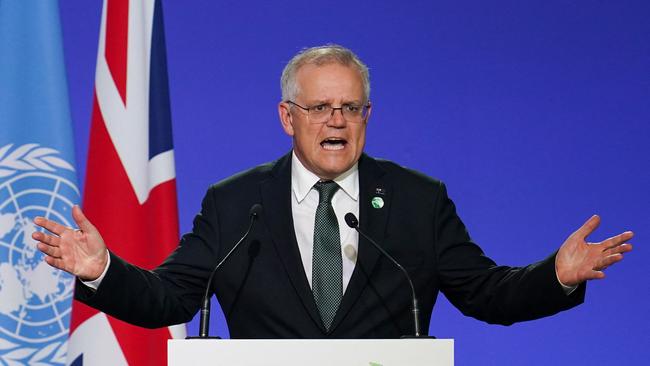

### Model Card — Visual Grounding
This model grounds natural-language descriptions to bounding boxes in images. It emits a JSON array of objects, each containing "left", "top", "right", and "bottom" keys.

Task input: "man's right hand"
[{"left": 32, "top": 205, "right": 108, "bottom": 281}]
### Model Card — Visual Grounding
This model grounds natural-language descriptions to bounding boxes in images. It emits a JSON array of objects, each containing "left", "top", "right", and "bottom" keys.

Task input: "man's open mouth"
[{"left": 320, "top": 137, "right": 347, "bottom": 151}]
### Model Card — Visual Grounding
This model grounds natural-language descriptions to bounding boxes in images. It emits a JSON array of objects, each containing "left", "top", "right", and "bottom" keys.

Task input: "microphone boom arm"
[
  {"left": 195, "top": 204, "right": 261, "bottom": 338},
  {"left": 345, "top": 212, "right": 424, "bottom": 338}
]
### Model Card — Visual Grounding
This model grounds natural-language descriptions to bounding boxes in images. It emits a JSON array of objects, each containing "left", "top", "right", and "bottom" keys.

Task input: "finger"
[
  {"left": 594, "top": 253, "right": 624, "bottom": 271},
  {"left": 44, "top": 255, "right": 69, "bottom": 272},
  {"left": 72, "top": 205, "right": 96, "bottom": 233},
  {"left": 32, "top": 231, "right": 60, "bottom": 247},
  {"left": 603, "top": 243, "right": 633, "bottom": 256},
  {"left": 574, "top": 215, "right": 601, "bottom": 239},
  {"left": 585, "top": 270, "right": 606, "bottom": 281},
  {"left": 601, "top": 231, "right": 634, "bottom": 251},
  {"left": 33, "top": 216, "right": 69, "bottom": 236},
  {"left": 37, "top": 242, "right": 61, "bottom": 259}
]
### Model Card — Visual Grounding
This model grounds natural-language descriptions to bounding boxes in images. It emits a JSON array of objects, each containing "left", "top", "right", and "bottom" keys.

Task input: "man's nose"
[{"left": 326, "top": 108, "right": 346, "bottom": 127}]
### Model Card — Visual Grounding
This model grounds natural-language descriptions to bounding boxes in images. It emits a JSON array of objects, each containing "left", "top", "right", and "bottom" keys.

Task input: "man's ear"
[
  {"left": 364, "top": 101, "right": 372, "bottom": 125},
  {"left": 278, "top": 102, "right": 294, "bottom": 136}
]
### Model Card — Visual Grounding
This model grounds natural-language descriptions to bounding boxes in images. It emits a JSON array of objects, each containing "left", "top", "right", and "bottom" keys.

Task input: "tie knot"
[{"left": 315, "top": 181, "right": 339, "bottom": 204}]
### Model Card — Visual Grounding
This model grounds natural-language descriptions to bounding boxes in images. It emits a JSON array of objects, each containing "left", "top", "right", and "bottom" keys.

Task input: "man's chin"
[{"left": 315, "top": 162, "right": 355, "bottom": 180}]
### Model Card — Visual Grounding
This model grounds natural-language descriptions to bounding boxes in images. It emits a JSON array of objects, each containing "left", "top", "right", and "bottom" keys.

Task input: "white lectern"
[{"left": 169, "top": 339, "right": 453, "bottom": 366}]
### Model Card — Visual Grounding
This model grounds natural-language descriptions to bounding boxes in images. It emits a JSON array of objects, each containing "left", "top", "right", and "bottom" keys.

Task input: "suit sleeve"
[
  {"left": 433, "top": 182, "right": 585, "bottom": 325},
  {"left": 74, "top": 187, "right": 221, "bottom": 328}
]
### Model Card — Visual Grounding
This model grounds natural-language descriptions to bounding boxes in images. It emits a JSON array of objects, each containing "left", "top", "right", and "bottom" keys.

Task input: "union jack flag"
[{"left": 67, "top": 0, "right": 186, "bottom": 364}]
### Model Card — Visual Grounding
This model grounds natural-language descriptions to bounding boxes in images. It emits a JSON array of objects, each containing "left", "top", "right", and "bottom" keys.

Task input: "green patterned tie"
[{"left": 312, "top": 180, "right": 342, "bottom": 331}]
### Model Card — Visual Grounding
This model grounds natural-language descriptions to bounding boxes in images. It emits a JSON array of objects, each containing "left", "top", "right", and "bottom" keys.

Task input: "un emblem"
[{"left": 0, "top": 144, "right": 79, "bottom": 365}]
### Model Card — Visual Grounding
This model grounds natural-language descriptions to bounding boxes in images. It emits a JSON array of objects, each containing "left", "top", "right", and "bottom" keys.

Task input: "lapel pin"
[
  {"left": 371, "top": 196, "right": 384, "bottom": 209},
  {"left": 374, "top": 187, "right": 386, "bottom": 196}
]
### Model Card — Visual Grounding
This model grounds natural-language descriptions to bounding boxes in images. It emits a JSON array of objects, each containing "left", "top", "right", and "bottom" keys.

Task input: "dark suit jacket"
[{"left": 76, "top": 152, "right": 585, "bottom": 338}]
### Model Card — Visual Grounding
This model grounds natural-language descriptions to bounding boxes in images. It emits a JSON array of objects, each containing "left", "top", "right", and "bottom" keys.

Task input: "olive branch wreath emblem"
[
  {"left": 0, "top": 339, "right": 68, "bottom": 365},
  {"left": 0, "top": 143, "right": 76, "bottom": 365},
  {"left": 0, "top": 143, "right": 75, "bottom": 178}
]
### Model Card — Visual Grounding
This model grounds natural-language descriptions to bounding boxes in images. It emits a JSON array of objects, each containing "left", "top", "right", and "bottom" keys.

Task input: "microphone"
[
  {"left": 345, "top": 213, "right": 429, "bottom": 338},
  {"left": 192, "top": 204, "right": 262, "bottom": 339}
]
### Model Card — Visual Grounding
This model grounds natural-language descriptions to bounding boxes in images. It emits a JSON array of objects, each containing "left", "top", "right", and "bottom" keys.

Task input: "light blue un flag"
[{"left": 0, "top": 0, "right": 79, "bottom": 364}]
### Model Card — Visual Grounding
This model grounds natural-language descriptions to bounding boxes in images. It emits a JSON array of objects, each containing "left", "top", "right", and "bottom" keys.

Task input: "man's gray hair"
[{"left": 281, "top": 44, "right": 370, "bottom": 102}]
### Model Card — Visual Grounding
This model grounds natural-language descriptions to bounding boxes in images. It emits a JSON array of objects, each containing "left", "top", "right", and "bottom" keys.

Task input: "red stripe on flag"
[{"left": 105, "top": 0, "right": 129, "bottom": 105}]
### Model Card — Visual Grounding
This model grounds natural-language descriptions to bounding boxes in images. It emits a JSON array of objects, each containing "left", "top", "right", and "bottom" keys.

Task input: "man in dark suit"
[{"left": 33, "top": 45, "right": 633, "bottom": 338}]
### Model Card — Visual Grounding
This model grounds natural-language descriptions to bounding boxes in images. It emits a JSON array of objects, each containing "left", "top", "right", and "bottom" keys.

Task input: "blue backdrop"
[{"left": 58, "top": 1, "right": 649, "bottom": 364}]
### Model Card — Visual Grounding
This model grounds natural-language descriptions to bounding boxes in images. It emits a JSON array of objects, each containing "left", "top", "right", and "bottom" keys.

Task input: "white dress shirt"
[{"left": 290, "top": 152, "right": 359, "bottom": 293}]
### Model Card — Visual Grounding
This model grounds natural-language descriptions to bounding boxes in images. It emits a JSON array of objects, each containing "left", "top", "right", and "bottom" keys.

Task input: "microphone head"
[
  {"left": 344, "top": 213, "right": 359, "bottom": 228},
  {"left": 249, "top": 204, "right": 263, "bottom": 218}
]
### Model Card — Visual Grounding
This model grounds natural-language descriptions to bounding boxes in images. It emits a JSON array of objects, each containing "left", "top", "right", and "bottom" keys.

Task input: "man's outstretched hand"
[
  {"left": 556, "top": 215, "right": 633, "bottom": 287},
  {"left": 32, "top": 205, "right": 108, "bottom": 281}
]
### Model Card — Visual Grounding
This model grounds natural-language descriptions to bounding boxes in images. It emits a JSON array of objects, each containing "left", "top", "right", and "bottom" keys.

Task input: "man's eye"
[
  {"left": 344, "top": 104, "right": 361, "bottom": 113},
  {"left": 312, "top": 104, "right": 329, "bottom": 112}
]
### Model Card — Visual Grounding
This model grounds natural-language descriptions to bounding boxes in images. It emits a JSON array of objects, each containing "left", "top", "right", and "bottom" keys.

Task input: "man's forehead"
[{"left": 294, "top": 63, "right": 364, "bottom": 98}]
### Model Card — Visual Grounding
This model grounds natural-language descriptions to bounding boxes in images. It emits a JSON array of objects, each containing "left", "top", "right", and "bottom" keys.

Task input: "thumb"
[{"left": 72, "top": 205, "right": 96, "bottom": 233}]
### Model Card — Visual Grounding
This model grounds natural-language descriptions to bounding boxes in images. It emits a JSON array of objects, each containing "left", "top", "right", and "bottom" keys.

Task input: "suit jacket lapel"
[
  {"left": 260, "top": 152, "right": 325, "bottom": 331},
  {"left": 330, "top": 154, "right": 391, "bottom": 332}
]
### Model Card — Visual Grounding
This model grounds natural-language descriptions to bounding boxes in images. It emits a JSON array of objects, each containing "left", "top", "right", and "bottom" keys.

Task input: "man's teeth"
[
  {"left": 321, "top": 139, "right": 346, "bottom": 150},
  {"left": 323, "top": 143, "right": 344, "bottom": 150}
]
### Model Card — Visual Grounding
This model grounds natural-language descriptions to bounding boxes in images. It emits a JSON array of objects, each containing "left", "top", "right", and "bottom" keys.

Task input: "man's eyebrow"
[
  {"left": 301, "top": 99, "right": 328, "bottom": 105},
  {"left": 303, "top": 98, "right": 364, "bottom": 106},
  {"left": 342, "top": 99, "right": 364, "bottom": 105}
]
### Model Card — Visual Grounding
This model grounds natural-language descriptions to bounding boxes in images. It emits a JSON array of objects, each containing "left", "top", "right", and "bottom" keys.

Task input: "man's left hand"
[{"left": 556, "top": 215, "right": 633, "bottom": 287}]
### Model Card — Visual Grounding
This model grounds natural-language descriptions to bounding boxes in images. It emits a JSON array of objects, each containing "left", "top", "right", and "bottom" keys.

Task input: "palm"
[
  {"left": 556, "top": 215, "right": 633, "bottom": 287},
  {"left": 33, "top": 205, "right": 108, "bottom": 281}
]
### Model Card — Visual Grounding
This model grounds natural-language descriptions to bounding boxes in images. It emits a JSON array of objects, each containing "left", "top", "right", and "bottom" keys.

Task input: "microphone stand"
[
  {"left": 345, "top": 213, "right": 434, "bottom": 339},
  {"left": 187, "top": 204, "right": 262, "bottom": 339}
]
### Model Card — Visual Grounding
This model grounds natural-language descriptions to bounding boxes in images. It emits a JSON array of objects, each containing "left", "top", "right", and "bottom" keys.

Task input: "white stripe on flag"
[
  {"left": 148, "top": 150, "right": 176, "bottom": 192},
  {"left": 66, "top": 313, "right": 128, "bottom": 366},
  {"left": 94, "top": 0, "right": 158, "bottom": 205}
]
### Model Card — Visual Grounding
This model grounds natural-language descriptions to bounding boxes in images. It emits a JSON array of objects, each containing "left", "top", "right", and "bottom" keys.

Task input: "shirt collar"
[{"left": 291, "top": 151, "right": 359, "bottom": 203}]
